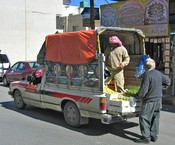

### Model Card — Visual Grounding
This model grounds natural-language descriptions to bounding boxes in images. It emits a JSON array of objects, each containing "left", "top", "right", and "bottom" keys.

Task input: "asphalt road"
[{"left": 0, "top": 83, "right": 175, "bottom": 145}]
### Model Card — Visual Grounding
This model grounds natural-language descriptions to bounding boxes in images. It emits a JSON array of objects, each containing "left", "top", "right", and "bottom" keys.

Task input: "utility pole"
[{"left": 90, "top": 0, "right": 95, "bottom": 29}]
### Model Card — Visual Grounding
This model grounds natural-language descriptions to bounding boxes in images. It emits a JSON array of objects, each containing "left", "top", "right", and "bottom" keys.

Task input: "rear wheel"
[
  {"left": 3, "top": 76, "right": 9, "bottom": 87},
  {"left": 63, "top": 101, "right": 81, "bottom": 127},
  {"left": 13, "top": 90, "right": 26, "bottom": 109}
]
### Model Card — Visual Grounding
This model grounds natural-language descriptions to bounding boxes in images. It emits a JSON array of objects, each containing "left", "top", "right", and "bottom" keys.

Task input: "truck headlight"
[{"left": 129, "top": 97, "right": 136, "bottom": 107}]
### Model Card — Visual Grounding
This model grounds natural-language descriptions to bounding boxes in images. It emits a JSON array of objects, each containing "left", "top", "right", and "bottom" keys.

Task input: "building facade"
[
  {"left": 0, "top": 0, "right": 79, "bottom": 65},
  {"left": 100, "top": 0, "right": 174, "bottom": 95}
]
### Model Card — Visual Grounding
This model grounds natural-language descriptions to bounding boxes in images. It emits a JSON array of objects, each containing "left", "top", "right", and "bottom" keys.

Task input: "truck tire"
[
  {"left": 63, "top": 101, "right": 81, "bottom": 127},
  {"left": 13, "top": 90, "right": 26, "bottom": 109}
]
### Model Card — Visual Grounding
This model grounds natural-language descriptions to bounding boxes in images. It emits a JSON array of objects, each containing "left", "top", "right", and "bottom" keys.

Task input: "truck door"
[
  {"left": 22, "top": 83, "right": 43, "bottom": 108},
  {"left": 23, "top": 69, "right": 44, "bottom": 108}
]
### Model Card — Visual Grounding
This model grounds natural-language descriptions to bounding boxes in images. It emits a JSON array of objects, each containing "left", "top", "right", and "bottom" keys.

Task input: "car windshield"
[
  {"left": 28, "top": 62, "right": 40, "bottom": 69},
  {"left": 0, "top": 54, "right": 9, "bottom": 63}
]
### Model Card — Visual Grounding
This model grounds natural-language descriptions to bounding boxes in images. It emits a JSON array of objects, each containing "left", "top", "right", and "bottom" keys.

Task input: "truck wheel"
[
  {"left": 13, "top": 90, "right": 26, "bottom": 109},
  {"left": 63, "top": 101, "right": 81, "bottom": 127}
]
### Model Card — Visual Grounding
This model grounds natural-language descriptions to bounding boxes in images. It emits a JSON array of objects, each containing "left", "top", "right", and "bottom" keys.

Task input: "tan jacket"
[{"left": 105, "top": 45, "right": 130, "bottom": 72}]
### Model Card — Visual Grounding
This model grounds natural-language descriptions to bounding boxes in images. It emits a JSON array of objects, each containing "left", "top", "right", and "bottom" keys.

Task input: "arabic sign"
[
  {"left": 101, "top": 5, "right": 118, "bottom": 27},
  {"left": 101, "top": 0, "right": 169, "bottom": 37},
  {"left": 144, "top": 0, "right": 168, "bottom": 25},
  {"left": 118, "top": 0, "right": 144, "bottom": 26}
]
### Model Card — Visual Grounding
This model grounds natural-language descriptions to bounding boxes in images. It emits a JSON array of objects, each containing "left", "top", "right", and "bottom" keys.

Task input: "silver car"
[{"left": 0, "top": 50, "right": 10, "bottom": 81}]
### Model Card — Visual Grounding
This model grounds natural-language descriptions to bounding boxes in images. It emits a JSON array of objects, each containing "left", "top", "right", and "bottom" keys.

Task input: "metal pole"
[{"left": 90, "top": 0, "right": 95, "bottom": 29}]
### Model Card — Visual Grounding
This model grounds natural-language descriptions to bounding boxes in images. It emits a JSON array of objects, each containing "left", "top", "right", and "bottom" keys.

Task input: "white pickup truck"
[{"left": 8, "top": 27, "right": 145, "bottom": 127}]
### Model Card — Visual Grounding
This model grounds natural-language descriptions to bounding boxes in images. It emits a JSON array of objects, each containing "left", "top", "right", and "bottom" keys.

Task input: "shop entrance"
[
  {"left": 145, "top": 42, "right": 164, "bottom": 71},
  {"left": 145, "top": 37, "right": 172, "bottom": 95}
]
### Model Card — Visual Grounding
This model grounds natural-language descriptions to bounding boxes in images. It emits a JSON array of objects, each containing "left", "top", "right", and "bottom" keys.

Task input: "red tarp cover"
[{"left": 45, "top": 30, "right": 97, "bottom": 64}]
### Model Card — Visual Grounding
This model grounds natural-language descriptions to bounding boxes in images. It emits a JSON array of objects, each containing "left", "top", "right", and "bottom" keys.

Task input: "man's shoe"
[
  {"left": 151, "top": 136, "right": 158, "bottom": 142},
  {"left": 135, "top": 138, "right": 150, "bottom": 144}
]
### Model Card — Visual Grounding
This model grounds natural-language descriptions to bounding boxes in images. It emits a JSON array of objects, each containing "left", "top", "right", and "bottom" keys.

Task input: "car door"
[
  {"left": 6, "top": 62, "right": 20, "bottom": 82},
  {"left": 13, "top": 62, "right": 26, "bottom": 81}
]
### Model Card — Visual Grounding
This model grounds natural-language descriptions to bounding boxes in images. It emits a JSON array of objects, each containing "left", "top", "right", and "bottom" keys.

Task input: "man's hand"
[{"left": 119, "top": 63, "right": 125, "bottom": 69}]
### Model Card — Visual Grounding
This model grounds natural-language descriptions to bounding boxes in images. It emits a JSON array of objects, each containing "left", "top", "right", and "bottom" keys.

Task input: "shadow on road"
[
  {"left": 0, "top": 83, "right": 8, "bottom": 88},
  {"left": 0, "top": 100, "right": 141, "bottom": 142}
]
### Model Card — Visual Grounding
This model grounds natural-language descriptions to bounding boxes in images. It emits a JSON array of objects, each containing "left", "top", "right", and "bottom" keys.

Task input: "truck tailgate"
[{"left": 106, "top": 92, "right": 141, "bottom": 115}]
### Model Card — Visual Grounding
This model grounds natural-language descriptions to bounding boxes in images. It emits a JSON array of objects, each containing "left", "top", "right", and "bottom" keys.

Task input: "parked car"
[
  {"left": 3, "top": 61, "right": 40, "bottom": 86},
  {"left": 0, "top": 50, "right": 11, "bottom": 81}
]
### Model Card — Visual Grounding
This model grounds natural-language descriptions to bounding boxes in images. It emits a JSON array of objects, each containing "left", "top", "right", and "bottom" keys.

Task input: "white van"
[{"left": 0, "top": 50, "right": 11, "bottom": 81}]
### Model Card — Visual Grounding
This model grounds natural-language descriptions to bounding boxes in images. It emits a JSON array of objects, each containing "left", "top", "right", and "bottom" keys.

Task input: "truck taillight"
[{"left": 100, "top": 97, "right": 106, "bottom": 111}]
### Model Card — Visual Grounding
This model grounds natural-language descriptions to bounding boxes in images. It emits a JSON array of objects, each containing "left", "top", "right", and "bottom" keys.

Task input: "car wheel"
[
  {"left": 63, "top": 101, "right": 81, "bottom": 127},
  {"left": 3, "top": 76, "right": 9, "bottom": 87},
  {"left": 13, "top": 90, "right": 26, "bottom": 109}
]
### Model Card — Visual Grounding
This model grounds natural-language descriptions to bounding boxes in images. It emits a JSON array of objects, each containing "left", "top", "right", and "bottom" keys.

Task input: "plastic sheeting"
[{"left": 45, "top": 30, "right": 97, "bottom": 65}]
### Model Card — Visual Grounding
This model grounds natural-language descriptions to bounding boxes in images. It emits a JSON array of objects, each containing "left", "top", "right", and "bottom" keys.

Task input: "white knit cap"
[{"left": 146, "top": 58, "right": 155, "bottom": 69}]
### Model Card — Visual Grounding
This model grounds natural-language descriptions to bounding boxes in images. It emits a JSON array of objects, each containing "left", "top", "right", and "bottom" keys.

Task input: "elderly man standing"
[
  {"left": 104, "top": 35, "right": 130, "bottom": 92},
  {"left": 134, "top": 58, "right": 170, "bottom": 144}
]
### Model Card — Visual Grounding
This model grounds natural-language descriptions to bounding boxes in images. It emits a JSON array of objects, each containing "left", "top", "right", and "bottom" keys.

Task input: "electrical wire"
[{"left": 104, "top": 0, "right": 109, "bottom": 4}]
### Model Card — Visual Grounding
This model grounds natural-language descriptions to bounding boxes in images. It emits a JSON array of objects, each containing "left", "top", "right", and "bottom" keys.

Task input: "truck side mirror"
[{"left": 27, "top": 75, "right": 32, "bottom": 82}]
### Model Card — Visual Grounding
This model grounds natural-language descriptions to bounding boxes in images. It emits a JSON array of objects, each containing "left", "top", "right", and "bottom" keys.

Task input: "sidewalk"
[{"left": 162, "top": 95, "right": 175, "bottom": 106}]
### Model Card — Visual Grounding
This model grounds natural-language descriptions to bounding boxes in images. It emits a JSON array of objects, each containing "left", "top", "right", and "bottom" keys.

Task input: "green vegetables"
[{"left": 126, "top": 87, "right": 139, "bottom": 94}]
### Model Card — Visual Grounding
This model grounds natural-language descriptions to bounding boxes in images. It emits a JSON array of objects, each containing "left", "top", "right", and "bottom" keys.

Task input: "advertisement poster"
[{"left": 101, "top": 0, "right": 169, "bottom": 37}]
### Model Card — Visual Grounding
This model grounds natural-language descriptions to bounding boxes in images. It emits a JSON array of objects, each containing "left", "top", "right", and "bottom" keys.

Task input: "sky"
[{"left": 69, "top": 0, "right": 117, "bottom": 7}]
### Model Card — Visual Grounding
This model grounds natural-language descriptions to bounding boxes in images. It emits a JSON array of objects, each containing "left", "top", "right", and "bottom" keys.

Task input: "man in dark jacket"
[{"left": 134, "top": 58, "right": 170, "bottom": 144}]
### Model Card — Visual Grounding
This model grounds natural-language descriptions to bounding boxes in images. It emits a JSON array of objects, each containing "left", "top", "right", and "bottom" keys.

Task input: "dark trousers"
[{"left": 139, "top": 100, "right": 161, "bottom": 139}]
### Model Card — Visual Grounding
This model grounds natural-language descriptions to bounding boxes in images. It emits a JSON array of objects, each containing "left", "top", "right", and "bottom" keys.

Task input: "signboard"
[
  {"left": 63, "top": 0, "right": 71, "bottom": 5},
  {"left": 83, "top": 18, "right": 90, "bottom": 27},
  {"left": 81, "top": 7, "right": 100, "bottom": 27},
  {"left": 101, "top": 5, "right": 117, "bottom": 27},
  {"left": 100, "top": 0, "right": 169, "bottom": 37}
]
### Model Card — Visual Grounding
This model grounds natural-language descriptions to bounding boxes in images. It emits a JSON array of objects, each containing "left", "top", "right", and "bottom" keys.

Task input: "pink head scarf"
[
  {"left": 35, "top": 69, "right": 44, "bottom": 78},
  {"left": 109, "top": 36, "right": 122, "bottom": 47}
]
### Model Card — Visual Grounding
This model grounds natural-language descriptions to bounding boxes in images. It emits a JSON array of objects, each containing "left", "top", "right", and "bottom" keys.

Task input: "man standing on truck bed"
[{"left": 104, "top": 35, "right": 130, "bottom": 92}]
